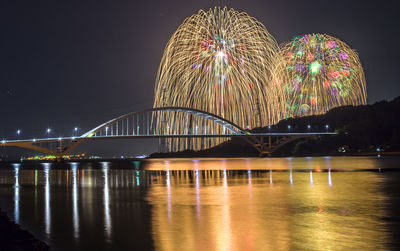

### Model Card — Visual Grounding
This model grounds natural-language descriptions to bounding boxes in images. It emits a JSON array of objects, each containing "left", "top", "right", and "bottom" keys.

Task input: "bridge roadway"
[
  {"left": 2, "top": 132, "right": 336, "bottom": 144},
  {"left": 1, "top": 132, "right": 337, "bottom": 158}
]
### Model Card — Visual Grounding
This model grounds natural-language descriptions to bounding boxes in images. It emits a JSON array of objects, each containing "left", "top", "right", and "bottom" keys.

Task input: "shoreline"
[
  {"left": 147, "top": 151, "right": 400, "bottom": 159},
  {"left": 0, "top": 209, "right": 49, "bottom": 251},
  {"left": 0, "top": 152, "right": 399, "bottom": 164}
]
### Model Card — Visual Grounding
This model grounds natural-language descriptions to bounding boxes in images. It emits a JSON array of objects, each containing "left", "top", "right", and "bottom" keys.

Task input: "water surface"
[{"left": 0, "top": 156, "right": 399, "bottom": 250}]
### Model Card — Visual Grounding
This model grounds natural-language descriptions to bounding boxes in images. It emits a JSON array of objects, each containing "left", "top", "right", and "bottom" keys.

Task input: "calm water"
[{"left": 0, "top": 157, "right": 400, "bottom": 250}]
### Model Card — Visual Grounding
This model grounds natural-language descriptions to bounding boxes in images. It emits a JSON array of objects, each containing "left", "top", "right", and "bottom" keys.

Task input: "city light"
[
  {"left": 17, "top": 129, "right": 21, "bottom": 135},
  {"left": 24, "top": 153, "right": 88, "bottom": 161}
]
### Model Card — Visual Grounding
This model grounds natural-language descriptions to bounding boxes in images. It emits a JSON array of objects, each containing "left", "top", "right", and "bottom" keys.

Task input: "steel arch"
[{"left": 81, "top": 107, "right": 246, "bottom": 138}]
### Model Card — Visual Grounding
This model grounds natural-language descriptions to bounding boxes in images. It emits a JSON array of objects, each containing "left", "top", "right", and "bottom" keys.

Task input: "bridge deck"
[{"left": 1, "top": 132, "right": 337, "bottom": 144}]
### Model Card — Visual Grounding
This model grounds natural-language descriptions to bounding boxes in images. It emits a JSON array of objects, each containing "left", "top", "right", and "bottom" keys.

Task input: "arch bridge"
[{"left": 1, "top": 107, "right": 335, "bottom": 159}]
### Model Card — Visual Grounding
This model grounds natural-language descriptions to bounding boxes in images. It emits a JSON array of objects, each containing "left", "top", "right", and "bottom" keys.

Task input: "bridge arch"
[
  {"left": 1, "top": 107, "right": 246, "bottom": 158},
  {"left": 81, "top": 107, "right": 246, "bottom": 138}
]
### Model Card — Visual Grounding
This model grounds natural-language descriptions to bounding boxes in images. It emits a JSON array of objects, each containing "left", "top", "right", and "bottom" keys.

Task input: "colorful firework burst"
[
  {"left": 273, "top": 33, "right": 367, "bottom": 117},
  {"left": 154, "top": 7, "right": 284, "bottom": 151}
]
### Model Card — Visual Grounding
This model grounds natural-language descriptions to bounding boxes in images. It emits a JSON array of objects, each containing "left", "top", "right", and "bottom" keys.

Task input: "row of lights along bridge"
[
  {"left": 11, "top": 127, "right": 80, "bottom": 139},
  {"left": 8, "top": 124, "right": 331, "bottom": 139},
  {"left": 267, "top": 124, "right": 330, "bottom": 130}
]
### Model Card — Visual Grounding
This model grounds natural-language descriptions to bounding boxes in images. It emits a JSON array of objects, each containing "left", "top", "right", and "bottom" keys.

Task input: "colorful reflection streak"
[{"left": 13, "top": 163, "right": 20, "bottom": 224}]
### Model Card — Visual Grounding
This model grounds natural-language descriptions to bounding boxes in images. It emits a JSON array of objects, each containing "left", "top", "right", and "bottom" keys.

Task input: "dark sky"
[{"left": 1, "top": 0, "right": 399, "bottom": 157}]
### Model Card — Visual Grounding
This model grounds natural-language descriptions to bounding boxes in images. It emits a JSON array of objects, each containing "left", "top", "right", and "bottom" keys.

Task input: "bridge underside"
[{"left": 242, "top": 135, "right": 317, "bottom": 157}]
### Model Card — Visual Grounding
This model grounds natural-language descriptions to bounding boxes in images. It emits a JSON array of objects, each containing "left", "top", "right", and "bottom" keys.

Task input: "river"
[{"left": 0, "top": 156, "right": 399, "bottom": 250}]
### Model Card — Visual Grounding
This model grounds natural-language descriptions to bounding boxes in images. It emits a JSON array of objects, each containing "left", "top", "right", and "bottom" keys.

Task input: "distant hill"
[{"left": 150, "top": 96, "right": 400, "bottom": 158}]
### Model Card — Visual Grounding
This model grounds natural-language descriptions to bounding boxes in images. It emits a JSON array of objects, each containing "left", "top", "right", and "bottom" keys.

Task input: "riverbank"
[
  {"left": 149, "top": 149, "right": 400, "bottom": 158},
  {"left": 0, "top": 158, "right": 144, "bottom": 167},
  {"left": 1, "top": 151, "right": 399, "bottom": 164},
  {"left": 0, "top": 209, "right": 49, "bottom": 251}
]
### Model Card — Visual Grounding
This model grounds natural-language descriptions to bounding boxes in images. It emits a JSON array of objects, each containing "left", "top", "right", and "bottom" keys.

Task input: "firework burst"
[
  {"left": 273, "top": 33, "right": 367, "bottom": 117},
  {"left": 154, "top": 7, "right": 285, "bottom": 150}
]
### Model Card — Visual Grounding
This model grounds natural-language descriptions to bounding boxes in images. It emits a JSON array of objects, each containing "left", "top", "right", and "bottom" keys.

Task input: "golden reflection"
[
  {"left": 145, "top": 157, "right": 377, "bottom": 171},
  {"left": 146, "top": 158, "right": 388, "bottom": 251}
]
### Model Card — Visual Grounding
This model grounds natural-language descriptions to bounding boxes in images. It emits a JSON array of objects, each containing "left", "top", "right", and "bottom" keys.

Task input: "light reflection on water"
[
  {"left": 43, "top": 163, "right": 51, "bottom": 237},
  {"left": 102, "top": 162, "right": 112, "bottom": 243},
  {"left": 0, "top": 156, "right": 398, "bottom": 250},
  {"left": 71, "top": 162, "right": 79, "bottom": 239},
  {"left": 13, "top": 163, "right": 20, "bottom": 224}
]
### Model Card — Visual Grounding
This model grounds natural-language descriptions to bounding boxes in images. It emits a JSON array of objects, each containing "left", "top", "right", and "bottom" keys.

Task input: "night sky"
[{"left": 1, "top": 0, "right": 399, "bottom": 157}]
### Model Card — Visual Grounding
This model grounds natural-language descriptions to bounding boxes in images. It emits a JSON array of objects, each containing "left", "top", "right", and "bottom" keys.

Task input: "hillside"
[{"left": 150, "top": 96, "right": 400, "bottom": 158}]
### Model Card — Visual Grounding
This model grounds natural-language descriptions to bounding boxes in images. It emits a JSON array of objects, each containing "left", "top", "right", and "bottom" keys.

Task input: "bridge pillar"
[{"left": 242, "top": 136, "right": 272, "bottom": 157}]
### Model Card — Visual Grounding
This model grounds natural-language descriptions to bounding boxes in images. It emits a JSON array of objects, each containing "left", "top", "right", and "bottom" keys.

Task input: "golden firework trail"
[
  {"left": 272, "top": 34, "right": 367, "bottom": 117},
  {"left": 153, "top": 7, "right": 285, "bottom": 151}
]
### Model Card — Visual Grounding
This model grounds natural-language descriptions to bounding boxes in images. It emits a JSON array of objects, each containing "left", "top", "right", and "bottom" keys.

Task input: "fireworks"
[
  {"left": 273, "top": 34, "right": 367, "bottom": 117},
  {"left": 153, "top": 7, "right": 368, "bottom": 151},
  {"left": 154, "top": 7, "right": 284, "bottom": 150}
]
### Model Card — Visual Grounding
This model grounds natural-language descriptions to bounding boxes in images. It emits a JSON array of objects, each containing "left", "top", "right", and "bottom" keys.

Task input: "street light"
[
  {"left": 73, "top": 127, "right": 79, "bottom": 137},
  {"left": 307, "top": 125, "right": 311, "bottom": 129},
  {"left": 288, "top": 125, "right": 291, "bottom": 131},
  {"left": 325, "top": 124, "right": 329, "bottom": 131},
  {"left": 46, "top": 128, "right": 51, "bottom": 138},
  {"left": 17, "top": 129, "right": 21, "bottom": 135}
]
